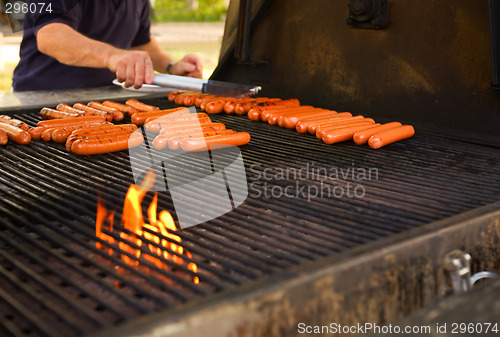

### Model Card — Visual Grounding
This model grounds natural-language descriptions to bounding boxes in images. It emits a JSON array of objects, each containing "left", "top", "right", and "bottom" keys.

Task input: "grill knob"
[
  {"left": 349, "top": 0, "right": 375, "bottom": 22},
  {"left": 346, "top": 0, "right": 388, "bottom": 29},
  {"left": 350, "top": 0, "right": 372, "bottom": 16}
]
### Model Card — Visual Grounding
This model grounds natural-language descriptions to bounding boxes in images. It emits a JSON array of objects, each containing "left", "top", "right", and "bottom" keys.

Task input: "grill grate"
[{"left": 0, "top": 97, "right": 499, "bottom": 337}]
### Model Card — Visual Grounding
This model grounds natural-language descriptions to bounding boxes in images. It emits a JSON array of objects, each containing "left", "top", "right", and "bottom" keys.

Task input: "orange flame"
[{"left": 96, "top": 171, "right": 199, "bottom": 284}]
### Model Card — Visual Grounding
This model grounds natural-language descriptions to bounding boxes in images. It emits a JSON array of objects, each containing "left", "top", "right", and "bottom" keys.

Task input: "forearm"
[
  {"left": 132, "top": 36, "right": 173, "bottom": 73},
  {"left": 37, "top": 22, "right": 117, "bottom": 68}
]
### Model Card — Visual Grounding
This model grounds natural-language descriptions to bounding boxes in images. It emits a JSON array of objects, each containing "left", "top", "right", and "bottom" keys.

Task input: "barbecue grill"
[{"left": 1, "top": 1, "right": 500, "bottom": 337}]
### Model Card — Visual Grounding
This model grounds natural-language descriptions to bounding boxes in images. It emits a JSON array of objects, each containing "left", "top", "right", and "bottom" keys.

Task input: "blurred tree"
[{"left": 152, "top": 0, "right": 228, "bottom": 22}]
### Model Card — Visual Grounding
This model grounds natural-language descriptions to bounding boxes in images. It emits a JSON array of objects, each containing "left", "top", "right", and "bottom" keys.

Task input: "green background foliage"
[{"left": 152, "top": 0, "right": 228, "bottom": 22}]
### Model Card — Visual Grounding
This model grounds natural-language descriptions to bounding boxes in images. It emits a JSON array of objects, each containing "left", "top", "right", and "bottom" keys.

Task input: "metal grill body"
[{"left": 0, "top": 97, "right": 499, "bottom": 337}]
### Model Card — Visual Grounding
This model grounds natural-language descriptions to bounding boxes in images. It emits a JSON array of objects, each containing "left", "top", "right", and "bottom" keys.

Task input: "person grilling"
[{"left": 12, "top": 0, "right": 202, "bottom": 91}]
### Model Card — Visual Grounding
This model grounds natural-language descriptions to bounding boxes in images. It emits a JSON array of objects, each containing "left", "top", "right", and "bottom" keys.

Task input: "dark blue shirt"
[{"left": 12, "top": 0, "right": 151, "bottom": 91}]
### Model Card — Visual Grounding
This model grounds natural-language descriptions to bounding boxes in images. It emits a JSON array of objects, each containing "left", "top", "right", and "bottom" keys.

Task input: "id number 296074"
[
  {"left": 5, "top": 2, "right": 52, "bottom": 14},
  {"left": 451, "top": 323, "right": 499, "bottom": 334}
]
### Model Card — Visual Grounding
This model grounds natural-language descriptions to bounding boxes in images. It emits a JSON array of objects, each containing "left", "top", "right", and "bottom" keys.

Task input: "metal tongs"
[{"left": 153, "top": 73, "right": 261, "bottom": 98}]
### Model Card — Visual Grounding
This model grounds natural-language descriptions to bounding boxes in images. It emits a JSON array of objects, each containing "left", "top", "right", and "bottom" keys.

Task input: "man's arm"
[
  {"left": 133, "top": 36, "right": 203, "bottom": 78},
  {"left": 37, "top": 22, "right": 154, "bottom": 89}
]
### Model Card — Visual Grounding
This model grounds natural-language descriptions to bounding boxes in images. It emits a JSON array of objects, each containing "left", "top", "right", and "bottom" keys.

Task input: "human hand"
[
  {"left": 170, "top": 54, "right": 203, "bottom": 78},
  {"left": 108, "top": 50, "right": 155, "bottom": 89}
]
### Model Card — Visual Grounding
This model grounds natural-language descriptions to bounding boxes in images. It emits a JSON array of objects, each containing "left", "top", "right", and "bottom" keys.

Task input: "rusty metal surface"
[
  {"left": 213, "top": 0, "right": 500, "bottom": 146},
  {"left": 374, "top": 277, "right": 500, "bottom": 337},
  {"left": 0, "top": 86, "right": 162, "bottom": 112},
  {"left": 93, "top": 202, "right": 500, "bottom": 337}
]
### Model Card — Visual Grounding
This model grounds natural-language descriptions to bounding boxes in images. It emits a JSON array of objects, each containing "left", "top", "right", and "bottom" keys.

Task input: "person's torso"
[{"left": 12, "top": 0, "right": 150, "bottom": 91}]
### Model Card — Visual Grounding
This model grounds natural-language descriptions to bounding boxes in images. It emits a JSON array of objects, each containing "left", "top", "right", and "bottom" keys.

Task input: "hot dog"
[
  {"left": 158, "top": 122, "right": 226, "bottom": 136},
  {"left": 56, "top": 103, "right": 88, "bottom": 116},
  {"left": 40, "top": 107, "right": 81, "bottom": 119},
  {"left": 35, "top": 121, "right": 107, "bottom": 143},
  {"left": 368, "top": 125, "right": 415, "bottom": 149},
  {"left": 197, "top": 95, "right": 220, "bottom": 108},
  {"left": 70, "top": 131, "right": 144, "bottom": 155},
  {"left": 296, "top": 113, "right": 353, "bottom": 133},
  {"left": 247, "top": 105, "right": 293, "bottom": 121},
  {"left": 246, "top": 99, "right": 301, "bottom": 117},
  {"left": 102, "top": 101, "right": 139, "bottom": 116},
  {"left": 269, "top": 108, "right": 322, "bottom": 125},
  {"left": 200, "top": 96, "right": 227, "bottom": 111},
  {"left": 148, "top": 117, "right": 213, "bottom": 134},
  {"left": 87, "top": 101, "right": 118, "bottom": 113},
  {"left": 170, "top": 91, "right": 204, "bottom": 106},
  {"left": 41, "top": 128, "right": 58, "bottom": 142},
  {"left": 309, "top": 115, "right": 366, "bottom": 135},
  {"left": 125, "top": 99, "right": 159, "bottom": 112},
  {"left": 233, "top": 98, "right": 281, "bottom": 115},
  {"left": 255, "top": 98, "right": 300, "bottom": 108},
  {"left": 153, "top": 128, "right": 225, "bottom": 150},
  {"left": 64, "top": 124, "right": 125, "bottom": 150},
  {"left": 51, "top": 124, "right": 107, "bottom": 144},
  {"left": 131, "top": 107, "right": 189, "bottom": 125},
  {"left": 231, "top": 100, "right": 256, "bottom": 115},
  {"left": 167, "top": 129, "right": 237, "bottom": 150},
  {"left": 174, "top": 91, "right": 202, "bottom": 106},
  {"left": 261, "top": 106, "right": 314, "bottom": 123},
  {"left": 353, "top": 122, "right": 403, "bottom": 145},
  {"left": 69, "top": 124, "right": 138, "bottom": 138},
  {"left": 66, "top": 127, "right": 138, "bottom": 150},
  {"left": 316, "top": 119, "right": 375, "bottom": 140},
  {"left": 37, "top": 116, "right": 106, "bottom": 128},
  {"left": 174, "top": 92, "right": 188, "bottom": 105},
  {"left": 28, "top": 127, "right": 44, "bottom": 141},
  {"left": 183, "top": 92, "right": 206, "bottom": 106},
  {"left": 205, "top": 99, "right": 233, "bottom": 114},
  {"left": 87, "top": 101, "right": 124, "bottom": 121},
  {"left": 145, "top": 112, "right": 209, "bottom": 125},
  {"left": 280, "top": 110, "right": 337, "bottom": 128},
  {"left": 0, "top": 130, "right": 8, "bottom": 145},
  {"left": 168, "top": 90, "right": 184, "bottom": 102},
  {"left": 223, "top": 99, "right": 243, "bottom": 114},
  {"left": 145, "top": 115, "right": 212, "bottom": 133},
  {"left": 0, "top": 122, "right": 31, "bottom": 145},
  {"left": 322, "top": 124, "right": 381, "bottom": 145},
  {"left": 181, "top": 132, "right": 251, "bottom": 152},
  {"left": 73, "top": 103, "right": 113, "bottom": 121},
  {"left": 0, "top": 115, "right": 30, "bottom": 131},
  {"left": 195, "top": 94, "right": 215, "bottom": 108}
]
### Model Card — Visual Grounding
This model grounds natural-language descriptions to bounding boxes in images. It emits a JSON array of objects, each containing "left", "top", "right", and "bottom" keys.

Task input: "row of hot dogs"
[
  {"left": 0, "top": 100, "right": 145, "bottom": 148},
  {"left": 28, "top": 100, "right": 147, "bottom": 155},
  {"left": 166, "top": 91, "right": 415, "bottom": 149},
  {"left": 0, "top": 98, "right": 251, "bottom": 154},
  {"left": 121, "top": 104, "right": 251, "bottom": 151}
]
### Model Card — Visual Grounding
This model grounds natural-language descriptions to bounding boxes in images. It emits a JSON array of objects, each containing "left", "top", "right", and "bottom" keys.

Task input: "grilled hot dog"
[
  {"left": 322, "top": 124, "right": 381, "bottom": 145},
  {"left": 0, "top": 115, "right": 29, "bottom": 131},
  {"left": 125, "top": 99, "right": 159, "bottom": 112},
  {"left": 353, "top": 122, "right": 403, "bottom": 145},
  {"left": 0, "top": 130, "right": 8, "bottom": 145},
  {"left": 368, "top": 125, "right": 415, "bottom": 149},
  {"left": 73, "top": 103, "right": 113, "bottom": 121},
  {"left": 70, "top": 131, "right": 144, "bottom": 155},
  {"left": 181, "top": 132, "right": 251, "bottom": 152},
  {"left": 0, "top": 122, "right": 31, "bottom": 145}
]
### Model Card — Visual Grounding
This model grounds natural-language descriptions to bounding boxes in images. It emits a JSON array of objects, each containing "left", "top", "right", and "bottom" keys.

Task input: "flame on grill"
[{"left": 96, "top": 170, "right": 199, "bottom": 284}]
